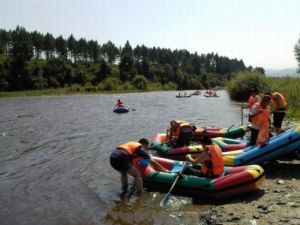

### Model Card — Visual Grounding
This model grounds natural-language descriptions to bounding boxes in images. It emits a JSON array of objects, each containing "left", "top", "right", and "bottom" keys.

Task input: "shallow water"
[{"left": 0, "top": 91, "right": 245, "bottom": 225}]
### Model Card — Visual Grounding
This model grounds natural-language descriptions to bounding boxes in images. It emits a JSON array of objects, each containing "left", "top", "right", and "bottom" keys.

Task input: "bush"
[
  {"left": 101, "top": 77, "right": 121, "bottom": 91},
  {"left": 226, "top": 71, "right": 270, "bottom": 101},
  {"left": 132, "top": 75, "right": 148, "bottom": 90}
]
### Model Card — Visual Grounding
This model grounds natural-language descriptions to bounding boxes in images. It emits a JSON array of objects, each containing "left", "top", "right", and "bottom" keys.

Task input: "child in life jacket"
[{"left": 184, "top": 143, "right": 224, "bottom": 178}]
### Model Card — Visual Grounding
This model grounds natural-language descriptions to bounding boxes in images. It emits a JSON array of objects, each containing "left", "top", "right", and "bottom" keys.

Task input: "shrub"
[
  {"left": 226, "top": 71, "right": 270, "bottom": 101},
  {"left": 132, "top": 75, "right": 148, "bottom": 90}
]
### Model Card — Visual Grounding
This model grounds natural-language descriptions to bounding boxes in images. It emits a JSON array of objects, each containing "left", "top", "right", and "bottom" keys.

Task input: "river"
[{"left": 0, "top": 90, "right": 245, "bottom": 225}]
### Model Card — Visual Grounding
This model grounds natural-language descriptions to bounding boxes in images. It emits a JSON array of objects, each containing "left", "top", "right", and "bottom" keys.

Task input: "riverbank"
[
  {"left": 0, "top": 87, "right": 148, "bottom": 98},
  {"left": 197, "top": 158, "right": 300, "bottom": 225}
]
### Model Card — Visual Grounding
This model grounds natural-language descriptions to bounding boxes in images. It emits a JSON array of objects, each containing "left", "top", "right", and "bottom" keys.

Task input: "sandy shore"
[{"left": 198, "top": 156, "right": 300, "bottom": 225}]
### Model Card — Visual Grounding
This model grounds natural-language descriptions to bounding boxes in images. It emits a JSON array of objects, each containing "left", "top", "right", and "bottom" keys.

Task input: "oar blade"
[{"left": 160, "top": 193, "right": 170, "bottom": 206}]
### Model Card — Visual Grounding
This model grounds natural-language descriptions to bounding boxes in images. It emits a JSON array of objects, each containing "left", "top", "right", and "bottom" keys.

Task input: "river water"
[{"left": 0, "top": 91, "right": 245, "bottom": 225}]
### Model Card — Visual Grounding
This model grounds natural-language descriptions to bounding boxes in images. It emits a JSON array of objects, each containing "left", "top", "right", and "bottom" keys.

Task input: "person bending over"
[{"left": 110, "top": 138, "right": 169, "bottom": 193}]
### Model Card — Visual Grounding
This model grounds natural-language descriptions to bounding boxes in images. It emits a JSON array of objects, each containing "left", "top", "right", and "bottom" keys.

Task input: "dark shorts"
[
  {"left": 249, "top": 127, "right": 259, "bottom": 146},
  {"left": 273, "top": 109, "right": 286, "bottom": 128},
  {"left": 110, "top": 150, "right": 132, "bottom": 172}
]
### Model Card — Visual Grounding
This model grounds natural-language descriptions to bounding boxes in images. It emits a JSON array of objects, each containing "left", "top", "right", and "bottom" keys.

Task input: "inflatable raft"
[
  {"left": 133, "top": 156, "right": 265, "bottom": 199},
  {"left": 150, "top": 133, "right": 246, "bottom": 160},
  {"left": 176, "top": 94, "right": 191, "bottom": 98},
  {"left": 223, "top": 125, "right": 300, "bottom": 166},
  {"left": 212, "top": 137, "right": 248, "bottom": 151},
  {"left": 113, "top": 106, "right": 129, "bottom": 113},
  {"left": 193, "top": 125, "right": 248, "bottom": 140}
]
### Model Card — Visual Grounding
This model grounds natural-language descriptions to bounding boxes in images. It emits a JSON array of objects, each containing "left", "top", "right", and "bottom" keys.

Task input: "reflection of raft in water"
[
  {"left": 223, "top": 125, "right": 300, "bottom": 166},
  {"left": 150, "top": 133, "right": 247, "bottom": 160},
  {"left": 133, "top": 156, "right": 265, "bottom": 199}
]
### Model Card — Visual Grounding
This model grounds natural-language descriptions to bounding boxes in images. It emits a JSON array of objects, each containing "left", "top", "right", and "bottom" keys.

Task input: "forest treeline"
[{"left": 0, "top": 26, "right": 265, "bottom": 92}]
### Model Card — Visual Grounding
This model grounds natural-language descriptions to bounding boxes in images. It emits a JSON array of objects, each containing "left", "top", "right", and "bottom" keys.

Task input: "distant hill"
[{"left": 265, "top": 68, "right": 299, "bottom": 77}]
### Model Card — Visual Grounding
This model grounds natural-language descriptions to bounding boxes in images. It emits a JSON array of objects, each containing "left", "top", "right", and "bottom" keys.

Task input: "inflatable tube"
[{"left": 113, "top": 107, "right": 129, "bottom": 113}]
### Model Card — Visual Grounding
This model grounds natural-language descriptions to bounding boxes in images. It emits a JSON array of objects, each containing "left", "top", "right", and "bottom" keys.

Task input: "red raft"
[
  {"left": 150, "top": 133, "right": 247, "bottom": 160},
  {"left": 193, "top": 126, "right": 248, "bottom": 140}
]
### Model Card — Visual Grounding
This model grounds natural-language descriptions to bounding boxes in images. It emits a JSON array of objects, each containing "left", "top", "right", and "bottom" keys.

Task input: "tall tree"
[
  {"left": 101, "top": 41, "right": 119, "bottom": 64},
  {"left": 295, "top": 36, "right": 300, "bottom": 73},
  {"left": 119, "top": 41, "right": 136, "bottom": 81},
  {"left": 55, "top": 35, "right": 68, "bottom": 59},
  {"left": 0, "top": 29, "right": 10, "bottom": 55},
  {"left": 31, "top": 31, "right": 44, "bottom": 59},
  {"left": 67, "top": 34, "right": 77, "bottom": 61},
  {"left": 44, "top": 33, "right": 55, "bottom": 59}
]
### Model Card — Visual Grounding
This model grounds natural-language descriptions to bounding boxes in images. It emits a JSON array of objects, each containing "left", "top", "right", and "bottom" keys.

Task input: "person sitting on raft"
[
  {"left": 184, "top": 143, "right": 224, "bottom": 178},
  {"left": 166, "top": 120, "right": 196, "bottom": 147},
  {"left": 115, "top": 99, "right": 124, "bottom": 108}
]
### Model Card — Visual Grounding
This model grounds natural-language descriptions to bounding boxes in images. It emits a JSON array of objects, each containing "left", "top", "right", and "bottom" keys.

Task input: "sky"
[{"left": 1, "top": 0, "right": 300, "bottom": 70}]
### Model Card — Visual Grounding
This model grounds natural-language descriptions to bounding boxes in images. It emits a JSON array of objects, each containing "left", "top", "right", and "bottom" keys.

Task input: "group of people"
[
  {"left": 205, "top": 90, "right": 218, "bottom": 97},
  {"left": 242, "top": 88, "right": 287, "bottom": 147},
  {"left": 110, "top": 119, "right": 224, "bottom": 194},
  {"left": 110, "top": 88, "right": 287, "bottom": 194}
]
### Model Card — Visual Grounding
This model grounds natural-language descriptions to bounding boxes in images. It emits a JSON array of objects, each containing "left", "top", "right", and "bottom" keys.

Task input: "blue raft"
[
  {"left": 113, "top": 107, "right": 129, "bottom": 113},
  {"left": 223, "top": 125, "right": 300, "bottom": 166}
]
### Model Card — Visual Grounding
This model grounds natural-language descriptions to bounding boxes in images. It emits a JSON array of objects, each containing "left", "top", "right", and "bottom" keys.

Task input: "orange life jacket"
[
  {"left": 201, "top": 144, "right": 224, "bottom": 177},
  {"left": 251, "top": 103, "right": 270, "bottom": 146},
  {"left": 171, "top": 120, "right": 193, "bottom": 138},
  {"left": 251, "top": 102, "right": 270, "bottom": 127},
  {"left": 117, "top": 142, "right": 141, "bottom": 155},
  {"left": 272, "top": 92, "right": 286, "bottom": 111}
]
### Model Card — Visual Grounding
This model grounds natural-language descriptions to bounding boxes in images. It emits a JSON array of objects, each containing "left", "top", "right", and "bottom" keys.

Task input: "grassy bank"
[
  {"left": 267, "top": 76, "right": 300, "bottom": 119},
  {"left": 0, "top": 82, "right": 176, "bottom": 98}
]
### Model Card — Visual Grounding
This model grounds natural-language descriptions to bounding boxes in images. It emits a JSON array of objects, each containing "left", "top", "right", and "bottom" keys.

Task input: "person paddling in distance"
[
  {"left": 110, "top": 138, "right": 169, "bottom": 194},
  {"left": 185, "top": 143, "right": 224, "bottom": 178},
  {"left": 115, "top": 99, "right": 124, "bottom": 108}
]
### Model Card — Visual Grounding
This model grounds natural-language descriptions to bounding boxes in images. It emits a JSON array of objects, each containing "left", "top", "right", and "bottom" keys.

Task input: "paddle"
[
  {"left": 241, "top": 104, "right": 244, "bottom": 126},
  {"left": 160, "top": 161, "right": 187, "bottom": 207},
  {"left": 227, "top": 124, "right": 234, "bottom": 131}
]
